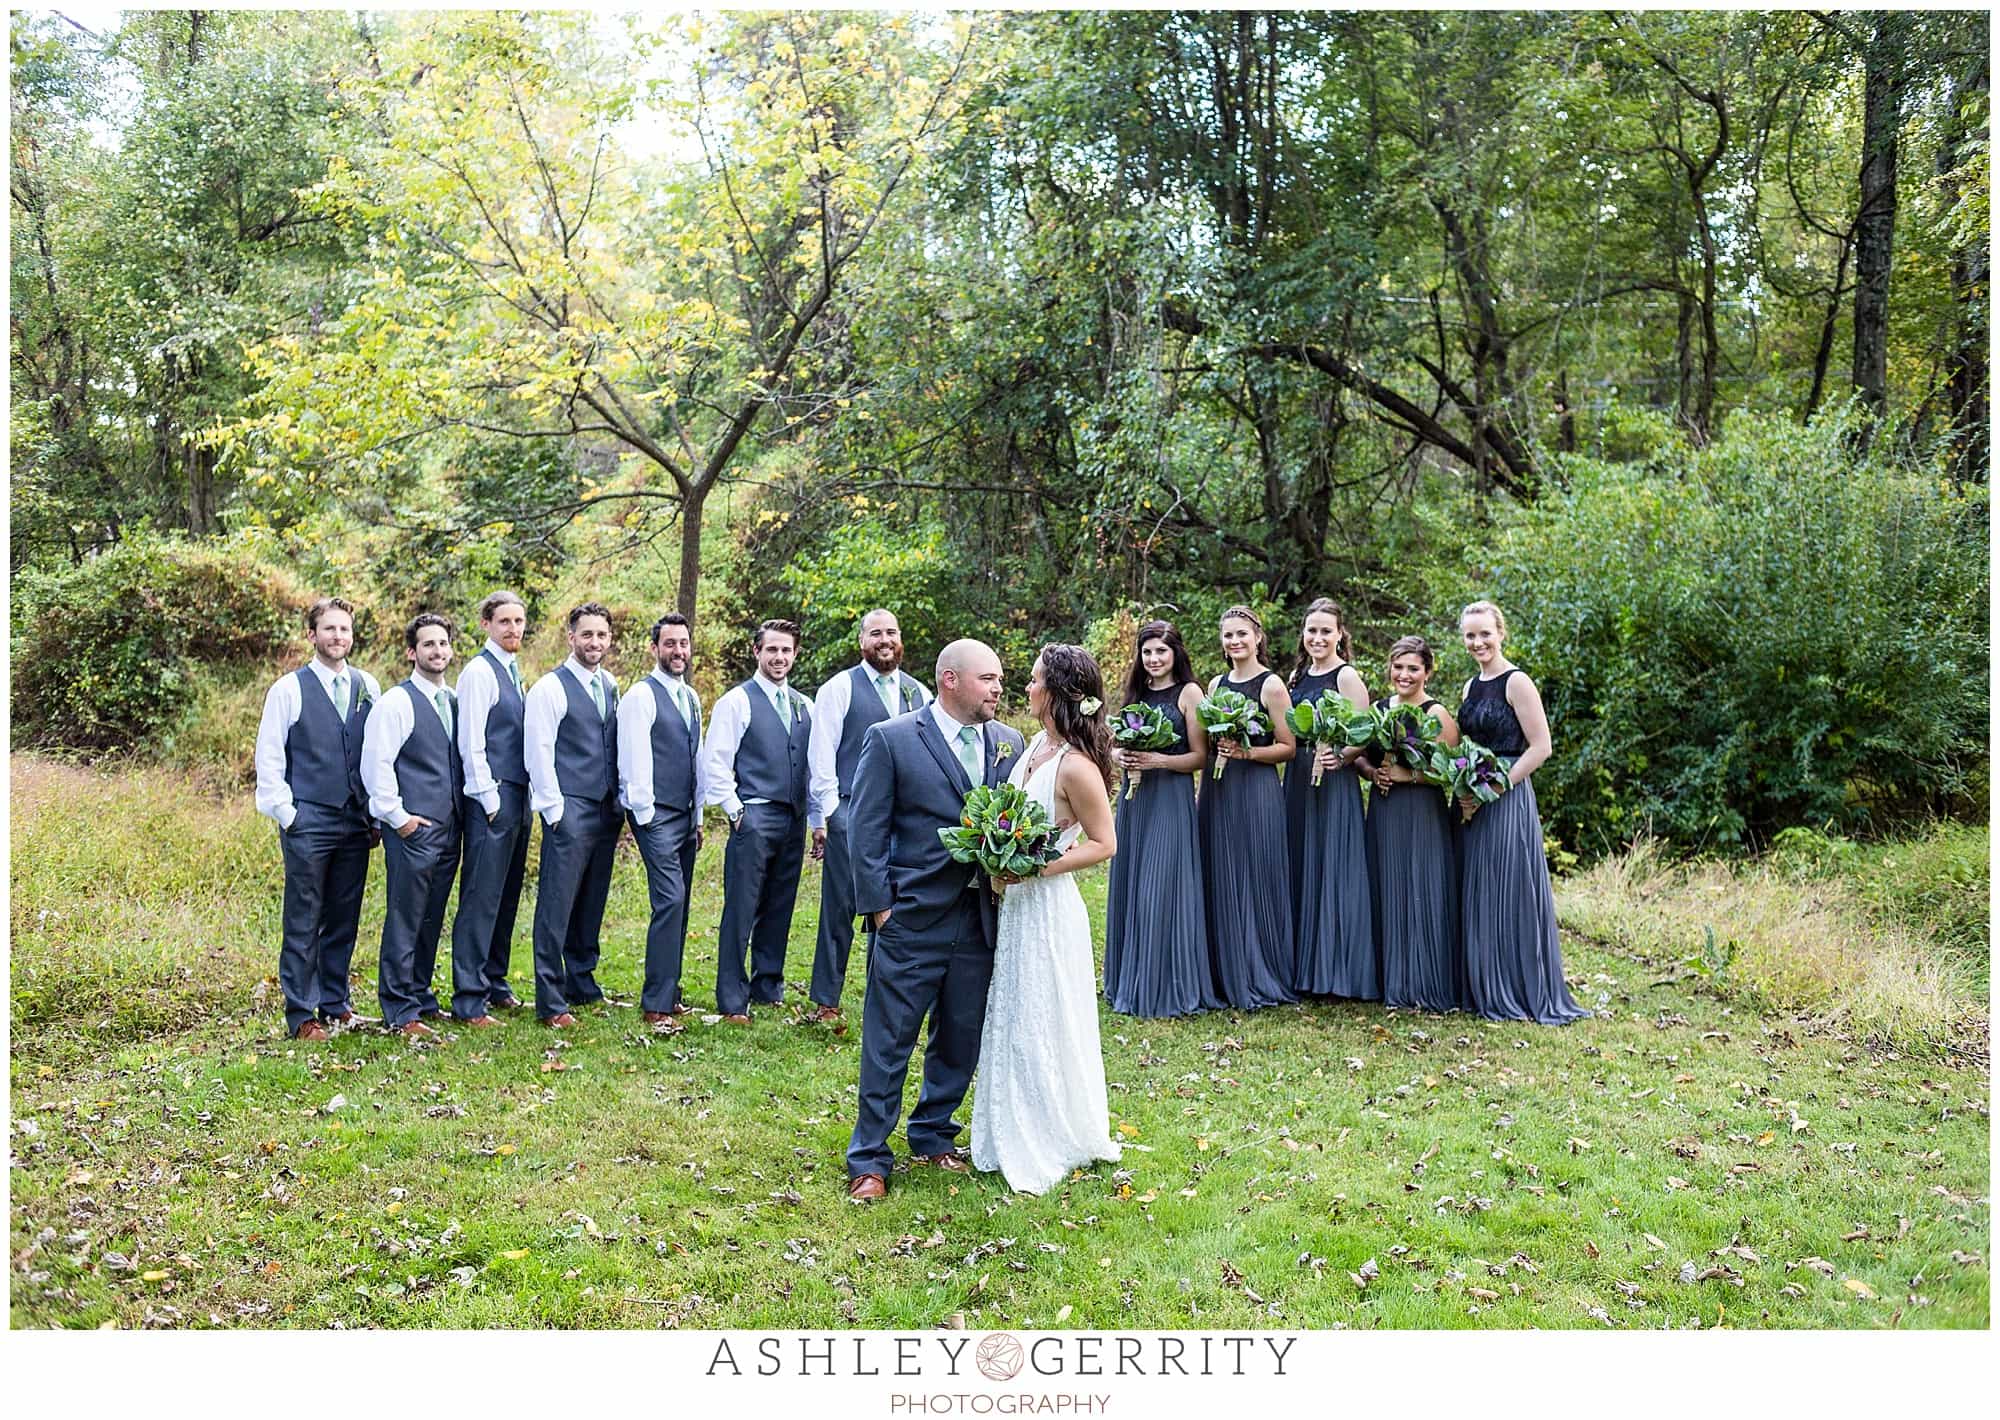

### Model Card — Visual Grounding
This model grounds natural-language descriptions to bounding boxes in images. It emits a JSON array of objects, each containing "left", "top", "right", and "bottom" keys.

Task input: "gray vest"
[
  {"left": 392, "top": 679, "right": 463, "bottom": 824},
  {"left": 284, "top": 666, "right": 368, "bottom": 810},
  {"left": 553, "top": 664, "right": 619, "bottom": 803},
  {"left": 834, "top": 663, "right": 924, "bottom": 798},
  {"left": 477, "top": 646, "right": 529, "bottom": 787},
  {"left": 733, "top": 679, "right": 810, "bottom": 809},
  {"left": 640, "top": 676, "right": 700, "bottom": 813}
]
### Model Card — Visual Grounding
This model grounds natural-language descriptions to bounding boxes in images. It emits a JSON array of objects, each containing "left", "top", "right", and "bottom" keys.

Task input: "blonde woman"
[{"left": 1455, "top": 602, "right": 1588, "bottom": 1025}]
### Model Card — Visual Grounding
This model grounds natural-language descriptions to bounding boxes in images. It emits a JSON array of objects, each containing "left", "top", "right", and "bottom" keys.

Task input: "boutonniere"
[
  {"left": 357, "top": 685, "right": 375, "bottom": 707},
  {"left": 994, "top": 740, "right": 1016, "bottom": 762}
]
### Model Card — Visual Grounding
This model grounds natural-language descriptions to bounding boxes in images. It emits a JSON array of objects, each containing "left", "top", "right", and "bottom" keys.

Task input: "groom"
[{"left": 844, "top": 639, "right": 1024, "bottom": 1201}]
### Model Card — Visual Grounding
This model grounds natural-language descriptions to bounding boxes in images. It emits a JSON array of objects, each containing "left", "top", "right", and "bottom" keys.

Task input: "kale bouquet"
[
  {"left": 1195, "top": 687, "right": 1268, "bottom": 781},
  {"left": 1288, "top": 690, "right": 1378, "bottom": 787},
  {"left": 1429, "top": 737, "right": 1512, "bottom": 818},
  {"left": 938, "top": 783, "right": 1064, "bottom": 880},
  {"left": 1374, "top": 701, "right": 1444, "bottom": 773},
  {"left": 1109, "top": 700, "right": 1178, "bottom": 800}
]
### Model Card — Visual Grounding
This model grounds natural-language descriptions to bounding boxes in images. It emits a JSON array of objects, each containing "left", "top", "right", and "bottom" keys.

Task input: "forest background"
[{"left": 7, "top": 6, "right": 1993, "bottom": 1333}]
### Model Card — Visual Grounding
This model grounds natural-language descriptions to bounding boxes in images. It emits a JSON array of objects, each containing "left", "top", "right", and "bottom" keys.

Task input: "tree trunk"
[
  {"left": 1941, "top": 50, "right": 1989, "bottom": 479},
  {"left": 1852, "top": 13, "right": 1901, "bottom": 415},
  {"left": 675, "top": 481, "right": 708, "bottom": 621},
  {"left": 1803, "top": 233, "right": 1854, "bottom": 422}
]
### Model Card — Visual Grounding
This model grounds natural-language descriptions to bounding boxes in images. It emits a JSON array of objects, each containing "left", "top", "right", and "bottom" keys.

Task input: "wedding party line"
[{"left": 256, "top": 590, "right": 1587, "bottom": 1196}]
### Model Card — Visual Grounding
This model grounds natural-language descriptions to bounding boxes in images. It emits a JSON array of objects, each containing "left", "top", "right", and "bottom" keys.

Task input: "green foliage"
[
  {"left": 1489, "top": 410, "right": 1989, "bottom": 853},
  {"left": 777, "top": 511, "right": 1014, "bottom": 688},
  {"left": 11, "top": 534, "right": 307, "bottom": 752}
]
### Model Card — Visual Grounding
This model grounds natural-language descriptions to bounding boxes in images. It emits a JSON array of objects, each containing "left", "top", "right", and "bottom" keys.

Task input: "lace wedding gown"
[{"left": 972, "top": 734, "right": 1123, "bottom": 1194}]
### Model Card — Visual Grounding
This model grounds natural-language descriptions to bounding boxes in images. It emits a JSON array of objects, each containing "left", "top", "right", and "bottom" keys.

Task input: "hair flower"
[{"left": 1077, "top": 695, "right": 1102, "bottom": 715}]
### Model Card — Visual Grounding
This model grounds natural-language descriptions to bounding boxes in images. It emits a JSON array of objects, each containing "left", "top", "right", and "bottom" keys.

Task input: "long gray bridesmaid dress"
[
  {"left": 1197, "top": 671, "right": 1298, "bottom": 1009},
  {"left": 1456, "top": 670, "right": 1589, "bottom": 1025},
  {"left": 1104, "top": 686, "right": 1221, "bottom": 1017},
  {"left": 1364, "top": 696, "right": 1468, "bottom": 1012}
]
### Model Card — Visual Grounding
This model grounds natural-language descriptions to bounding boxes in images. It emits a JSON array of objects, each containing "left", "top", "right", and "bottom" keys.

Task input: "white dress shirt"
[
  {"left": 617, "top": 667, "right": 708, "bottom": 826},
  {"left": 699, "top": 672, "right": 823, "bottom": 828},
  {"left": 254, "top": 659, "right": 382, "bottom": 830},
  {"left": 524, "top": 655, "right": 618, "bottom": 827},
  {"left": 360, "top": 673, "right": 454, "bottom": 831},
  {"left": 457, "top": 637, "right": 525, "bottom": 818},
  {"left": 808, "top": 663, "right": 932, "bottom": 822}
]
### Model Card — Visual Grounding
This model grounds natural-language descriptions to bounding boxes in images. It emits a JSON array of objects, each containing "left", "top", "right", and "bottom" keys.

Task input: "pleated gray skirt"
[
  {"left": 1198, "top": 760, "right": 1298, "bottom": 1009},
  {"left": 1287, "top": 763, "right": 1378, "bottom": 998},
  {"left": 1459, "top": 777, "right": 1589, "bottom": 1025},
  {"left": 1104, "top": 769, "right": 1221, "bottom": 1017},
  {"left": 1366, "top": 780, "right": 1468, "bottom": 1013}
]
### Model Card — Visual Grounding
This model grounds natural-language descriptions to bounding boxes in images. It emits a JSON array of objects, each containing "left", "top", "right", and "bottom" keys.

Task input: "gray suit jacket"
[{"left": 848, "top": 710, "right": 1027, "bottom": 945}]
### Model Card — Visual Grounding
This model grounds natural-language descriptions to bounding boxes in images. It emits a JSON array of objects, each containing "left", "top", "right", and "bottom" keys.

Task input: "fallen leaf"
[
  {"left": 500, "top": 1249, "right": 530, "bottom": 1260},
  {"left": 1843, "top": 1278, "right": 1877, "bottom": 1299},
  {"left": 1643, "top": 1234, "right": 1667, "bottom": 1251}
]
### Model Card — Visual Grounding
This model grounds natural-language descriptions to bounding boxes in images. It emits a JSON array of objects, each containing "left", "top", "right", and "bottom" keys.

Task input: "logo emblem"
[{"left": 975, "top": 1332, "right": 1024, "bottom": 1381}]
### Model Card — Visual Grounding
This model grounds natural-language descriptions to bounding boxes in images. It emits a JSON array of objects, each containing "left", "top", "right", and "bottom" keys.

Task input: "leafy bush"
[
  {"left": 778, "top": 510, "right": 1016, "bottom": 689},
  {"left": 12, "top": 533, "right": 308, "bottom": 752},
  {"left": 1484, "top": 409, "right": 1988, "bottom": 854}
]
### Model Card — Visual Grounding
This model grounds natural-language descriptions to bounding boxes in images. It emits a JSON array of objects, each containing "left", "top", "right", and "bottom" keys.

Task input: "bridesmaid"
[
  {"left": 1104, "top": 620, "right": 1221, "bottom": 1017},
  {"left": 1198, "top": 606, "right": 1298, "bottom": 1009},
  {"left": 1454, "top": 600, "right": 1589, "bottom": 1025},
  {"left": 1283, "top": 598, "right": 1378, "bottom": 999},
  {"left": 1365, "top": 635, "right": 1469, "bottom": 1013}
]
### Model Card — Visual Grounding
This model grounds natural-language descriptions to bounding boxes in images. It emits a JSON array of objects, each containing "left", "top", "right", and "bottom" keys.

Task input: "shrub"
[
  {"left": 778, "top": 511, "right": 1006, "bottom": 689},
  {"left": 12, "top": 533, "right": 308, "bottom": 753},
  {"left": 1484, "top": 408, "right": 1988, "bottom": 854}
]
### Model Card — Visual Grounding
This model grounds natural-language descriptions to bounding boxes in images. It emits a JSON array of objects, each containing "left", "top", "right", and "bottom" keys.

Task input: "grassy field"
[{"left": 9, "top": 755, "right": 1990, "bottom": 1329}]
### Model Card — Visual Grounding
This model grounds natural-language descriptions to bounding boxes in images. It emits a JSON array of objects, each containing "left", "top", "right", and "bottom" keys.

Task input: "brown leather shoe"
[
  {"left": 294, "top": 1021, "right": 330, "bottom": 1042},
  {"left": 488, "top": 995, "right": 525, "bottom": 1011},
  {"left": 323, "top": 1011, "right": 360, "bottom": 1028},
  {"left": 543, "top": 1012, "right": 578, "bottom": 1029},
  {"left": 457, "top": 1015, "right": 499, "bottom": 1029},
  {"left": 848, "top": 1173, "right": 888, "bottom": 1201},
  {"left": 398, "top": 1020, "right": 437, "bottom": 1038},
  {"left": 669, "top": 1001, "right": 696, "bottom": 1016},
  {"left": 807, "top": 1005, "right": 843, "bottom": 1024},
  {"left": 643, "top": 1011, "right": 683, "bottom": 1026},
  {"left": 912, "top": 1151, "right": 970, "bottom": 1173},
  {"left": 721, "top": 1013, "right": 751, "bottom": 1025}
]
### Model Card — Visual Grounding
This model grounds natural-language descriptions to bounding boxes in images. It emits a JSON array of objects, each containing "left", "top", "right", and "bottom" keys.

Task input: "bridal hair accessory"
[{"left": 1076, "top": 695, "right": 1102, "bottom": 715}]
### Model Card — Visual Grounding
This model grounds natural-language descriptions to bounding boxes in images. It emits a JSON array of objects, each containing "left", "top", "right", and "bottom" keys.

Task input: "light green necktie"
[
  {"left": 956, "top": 724, "right": 982, "bottom": 783},
  {"left": 669, "top": 680, "right": 692, "bottom": 730},
  {"left": 875, "top": 672, "right": 899, "bottom": 719},
  {"left": 774, "top": 684, "right": 790, "bottom": 728},
  {"left": 331, "top": 672, "right": 347, "bottom": 720},
  {"left": 433, "top": 688, "right": 453, "bottom": 739},
  {"left": 589, "top": 672, "right": 605, "bottom": 720},
  {"left": 507, "top": 657, "right": 523, "bottom": 695}
]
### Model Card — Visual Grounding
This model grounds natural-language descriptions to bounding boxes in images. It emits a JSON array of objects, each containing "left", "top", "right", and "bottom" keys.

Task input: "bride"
[{"left": 972, "top": 643, "right": 1123, "bottom": 1195}]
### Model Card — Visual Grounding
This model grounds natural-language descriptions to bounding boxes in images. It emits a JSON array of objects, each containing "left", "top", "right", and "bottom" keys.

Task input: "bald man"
[{"left": 842, "top": 639, "right": 1025, "bottom": 1201}]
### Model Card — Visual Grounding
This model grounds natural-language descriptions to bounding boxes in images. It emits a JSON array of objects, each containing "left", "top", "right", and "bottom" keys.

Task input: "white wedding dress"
[{"left": 972, "top": 733, "right": 1122, "bottom": 1194}]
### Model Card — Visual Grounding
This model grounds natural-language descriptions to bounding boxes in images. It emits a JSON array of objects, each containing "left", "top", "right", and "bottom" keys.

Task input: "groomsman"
[
  {"left": 525, "top": 602, "right": 622, "bottom": 1027},
  {"left": 254, "top": 596, "right": 381, "bottom": 1041},
  {"left": 805, "top": 609, "right": 931, "bottom": 1023},
  {"left": 360, "top": 614, "right": 466, "bottom": 1037},
  {"left": 617, "top": 612, "right": 707, "bottom": 1025},
  {"left": 450, "top": 590, "right": 532, "bottom": 1020},
  {"left": 700, "top": 618, "right": 825, "bottom": 1023}
]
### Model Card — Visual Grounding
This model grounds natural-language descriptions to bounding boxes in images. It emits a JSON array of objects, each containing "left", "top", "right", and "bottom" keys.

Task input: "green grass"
[{"left": 10, "top": 755, "right": 1991, "bottom": 1329}]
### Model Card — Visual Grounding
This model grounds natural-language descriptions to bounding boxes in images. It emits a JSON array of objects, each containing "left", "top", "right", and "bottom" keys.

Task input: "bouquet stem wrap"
[{"left": 1109, "top": 701, "right": 1178, "bottom": 800}]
